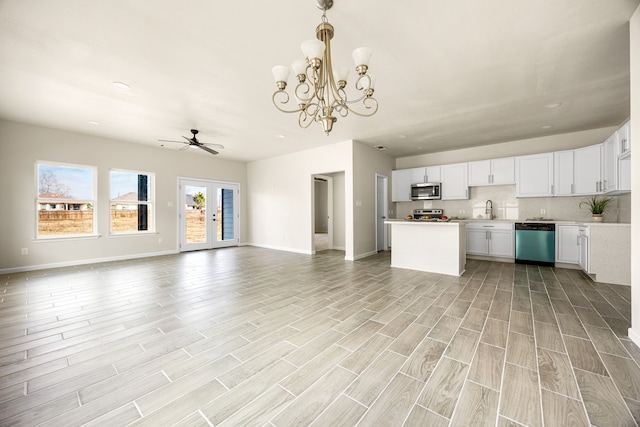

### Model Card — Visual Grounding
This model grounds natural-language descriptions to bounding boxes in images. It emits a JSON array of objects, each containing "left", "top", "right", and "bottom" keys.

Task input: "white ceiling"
[{"left": 0, "top": 0, "right": 637, "bottom": 162}]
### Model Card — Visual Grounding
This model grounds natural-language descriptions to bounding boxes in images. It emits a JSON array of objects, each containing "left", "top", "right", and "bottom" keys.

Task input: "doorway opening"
[
  {"left": 178, "top": 178, "right": 240, "bottom": 252},
  {"left": 313, "top": 175, "right": 333, "bottom": 252}
]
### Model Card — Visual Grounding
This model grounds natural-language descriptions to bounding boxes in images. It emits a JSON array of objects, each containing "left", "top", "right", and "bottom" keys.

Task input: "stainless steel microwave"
[{"left": 411, "top": 182, "right": 441, "bottom": 200}]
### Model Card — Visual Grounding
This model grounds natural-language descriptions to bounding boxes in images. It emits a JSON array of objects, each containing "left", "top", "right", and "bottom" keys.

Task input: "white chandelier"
[{"left": 271, "top": 0, "right": 378, "bottom": 134}]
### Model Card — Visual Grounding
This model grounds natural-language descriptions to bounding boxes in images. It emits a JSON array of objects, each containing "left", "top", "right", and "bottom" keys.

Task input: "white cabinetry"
[
  {"left": 602, "top": 135, "right": 618, "bottom": 193},
  {"left": 553, "top": 151, "right": 574, "bottom": 196},
  {"left": 573, "top": 144, "right": 602, "bottom": 195},
  {"left": 440, "top": 163, "right": 468, "bottom": 200},
  {"left": 618, "top": 121, "right": 630, "bottom": 155},
  {"left": 466, "top": 222, "right": 514, "bottom": 258},
  {"left": 515, "top": 153, "right": 554, "bottom": 197},
  {"left": 392, "top": 169, "right": 412, "bottom": 202},
  {"left": 410, "top": 166, "right": 441, "bottom": 184},
  {"left": 577, "top": 226, "right": 590, "bottom": 273},
  {"left": 556, "top": 225, "right": 579, "bottom": 264},
  {"left": 468, "top": 157, "right": 515, "bottom": 186}
]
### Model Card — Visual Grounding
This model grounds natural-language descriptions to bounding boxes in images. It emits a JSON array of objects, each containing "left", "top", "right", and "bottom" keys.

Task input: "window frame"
[
  {"left": 109, "top": 168, "right": 156, "bottom": 235},
  {"left": 35, "top": 160, "right": 98, "bottom": 240}
]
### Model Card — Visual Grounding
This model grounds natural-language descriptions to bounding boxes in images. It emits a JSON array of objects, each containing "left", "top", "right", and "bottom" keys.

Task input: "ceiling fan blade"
[
  {"left": 202, "top": 143, "right": 225, "bottom": 149},
  {"left": 182, "top": 136, "right": 193, "bottom": 143},
  {"left": 158, "top": 139, "right": 186, "bottom": 143},
  {"left": 179, "top": 144, "right": 191, "bottom": 151},
  {"left": 198, "top": 145, "right": 219, "bottom": 155}
]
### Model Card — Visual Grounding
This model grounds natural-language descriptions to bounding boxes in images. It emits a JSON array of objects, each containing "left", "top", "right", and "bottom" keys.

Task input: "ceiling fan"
[{"left": 158, "top": 129, "right": 224, "bottom": 155}]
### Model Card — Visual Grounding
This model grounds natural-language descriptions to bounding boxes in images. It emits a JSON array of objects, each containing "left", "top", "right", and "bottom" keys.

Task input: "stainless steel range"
[{"left": 412, "top": 209, "right": 445, "bottom": 221}]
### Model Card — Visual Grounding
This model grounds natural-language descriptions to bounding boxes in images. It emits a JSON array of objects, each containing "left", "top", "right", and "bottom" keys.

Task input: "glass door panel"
[{"left": 180, "top": 179, "right": 239, "bottom": 251}]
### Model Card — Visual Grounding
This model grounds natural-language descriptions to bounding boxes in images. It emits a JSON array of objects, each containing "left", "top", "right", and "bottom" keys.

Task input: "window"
[
  {"left": 36, "top": 161, "right": 97, "bottom": 237},
  {"left": 110, "top": 170, "right": 155, "bottom": 234}
]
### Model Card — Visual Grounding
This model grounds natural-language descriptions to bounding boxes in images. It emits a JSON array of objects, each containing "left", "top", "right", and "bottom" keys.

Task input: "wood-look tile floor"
[{"left": 1, "top": 247, "right": 639, "bottom": 426}]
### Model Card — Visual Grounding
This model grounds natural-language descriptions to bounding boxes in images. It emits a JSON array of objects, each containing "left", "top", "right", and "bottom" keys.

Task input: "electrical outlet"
[
  {"left": 158, "top": 237, "right": 163, "bottom": 244},
  {"left": 459, "top": 210, "right": 465, "bottom": 214},
  {"left": 540, "top": 208, "right": 546, "bottom": 215},
  {"left": 21, "top": 248, "right": 28, "bottom": 255}
]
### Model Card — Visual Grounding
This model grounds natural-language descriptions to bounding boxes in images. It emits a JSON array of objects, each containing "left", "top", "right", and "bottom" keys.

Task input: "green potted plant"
[{"left": 579, "top": 195, "right": 612, "bottom": 222}]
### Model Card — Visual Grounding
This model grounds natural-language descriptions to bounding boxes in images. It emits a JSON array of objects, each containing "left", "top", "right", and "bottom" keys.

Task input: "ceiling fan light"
[
  {"left": 301, "top": 39, "right": 325, "bottom": 61},
  {"left": 352, "top": 47, "right": 372, "bottom": 68}
]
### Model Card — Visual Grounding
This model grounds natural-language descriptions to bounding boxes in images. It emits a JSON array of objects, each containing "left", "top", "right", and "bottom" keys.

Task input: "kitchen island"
[{"left": 385, "top": 220, "right": 466, "bottom": 276}]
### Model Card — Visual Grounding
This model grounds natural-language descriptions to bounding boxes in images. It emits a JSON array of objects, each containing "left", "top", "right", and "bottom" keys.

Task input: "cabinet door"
[
  {"left": 515, "top": 153, "right": 554, "bottom": 197},
  {"left": 426, "top": 166, "right": 441, "bottom": 183},
  {"left": 441, "top": 163, "right": 468, "bottom": 200},
  {"left": 578, "top": 235, "right": 589, "bottom": 272},
  {"left": 410, "top": 167, "right": 426, "bottom": 184},
  {"left": 488, "top": 230, "right": 514, "bottom": 258},
  {"left": 468, "top": 160, "right": 491, "bottom": 186},
  {"left": 573, "top": 145, "right": 602, "bottom": 195},
  {"left": 619, "top": 154, "right": 631, "bottom": 192},
  {"left": 602, "top": 135, "right": 618, "bottom": 193},
  {"left": 392, "top": 170, "right": 412, "bottom": 202},
  {"left": 491, "top": 157, "right": 515, "bottom": 185},
  {"left": 618, "top": 121, "right": 630, "bottom": 155},
  {"left": 553, "top": 151, "right": 575, "bottom": 196},
  {"left": 556, "top": 225, "right": 579, "bottom": 264},
  {"left": 466, "top": 229, "right": 489, "bottom": 255}
]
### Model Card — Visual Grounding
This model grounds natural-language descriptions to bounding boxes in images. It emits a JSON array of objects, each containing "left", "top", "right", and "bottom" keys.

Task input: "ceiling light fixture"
[
  {"left": 112, "top": 81, "right": 130, "bottom": 91},
  {"left": 271, "top": 0, "right": 378, "bottom": 135},
  {"left": 545, "top": 102, "right": 562, "bottom": 109}
]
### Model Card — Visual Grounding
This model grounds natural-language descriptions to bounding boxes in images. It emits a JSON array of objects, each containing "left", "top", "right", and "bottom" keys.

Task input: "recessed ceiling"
[{"left": 0, "top": 0, "right": 637, "bottom": 161}]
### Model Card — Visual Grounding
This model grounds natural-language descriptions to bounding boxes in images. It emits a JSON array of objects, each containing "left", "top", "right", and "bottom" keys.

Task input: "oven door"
[{"left": 411, "top": 183, "right": 441, "bottom": 200}]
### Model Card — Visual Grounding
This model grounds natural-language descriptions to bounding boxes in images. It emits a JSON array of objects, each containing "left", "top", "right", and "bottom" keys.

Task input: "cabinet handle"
[
  {"left": 570, "top": 183, "right": 574, "bottom": 194},
  {"left": 488, "top": 174, "right": 491, "bottom": 183},
  {"left": 603, "top": 180, "right": 607, "bottom": 191}
]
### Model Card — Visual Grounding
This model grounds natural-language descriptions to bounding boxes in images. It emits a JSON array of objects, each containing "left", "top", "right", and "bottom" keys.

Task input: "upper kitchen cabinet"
[
  {"left": 602, "top": 134, "right": 618, "bottom": 193},
  {"left": 553, "top": 150, "right": 574, "bottom": 196},
  {"left": 618, "top": 120, "right": 630, "bottom": 155},
  {"left": 392, "top": 169, "right": 412, "bottom": 202},
  {"left": 515, "top": 153, "right": 553, "bottom": 197},
  {"left": 573, "top": 144, "right": 602, "bottom": 195},
  {"left": 441, "top": 163, "right": 469, "bottom": 200},
  {"left": 410, "top": 166, "right": 441, "bottom": 184},
  {"left": 468, "top": 157, "right": 515, "bottom": 186}
]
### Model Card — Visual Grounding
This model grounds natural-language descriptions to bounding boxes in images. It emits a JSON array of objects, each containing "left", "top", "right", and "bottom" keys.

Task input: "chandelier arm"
[
  {"left": 272, "top": 91, "right": 305, "bottom": 114},
  {"left": 294, "top": 81, "right": 315, "bottom": 104},
  {"left": 342, "top": 97, "right": 379, "bottom": 118}
]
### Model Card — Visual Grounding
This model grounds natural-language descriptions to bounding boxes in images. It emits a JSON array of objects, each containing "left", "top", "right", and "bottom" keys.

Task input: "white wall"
[
  {"left": 0, "top": 120, "right": 247, "bottom": 272},
  {"left": 353, "top": 142, "right": 395, "bottom": 258},
  {"left": 246, "top": 140, "right": 394, "bottom": 260},
  {"left": 396, "top": 127, "right": 618, "bottom": 169},
  {"left": 332, "top": 172, "right": 346, "bottom": 250},
  {"left": 629, "top": 4, "right": 640, "bottom": 346},
  {"left": 246, "top": 140, "right": 353, "bottom": 256}
]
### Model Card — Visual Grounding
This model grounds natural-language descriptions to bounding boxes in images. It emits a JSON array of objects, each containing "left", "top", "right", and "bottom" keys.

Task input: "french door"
[{"left": 179, "top": 178, "right": 239, "bottom": 251}]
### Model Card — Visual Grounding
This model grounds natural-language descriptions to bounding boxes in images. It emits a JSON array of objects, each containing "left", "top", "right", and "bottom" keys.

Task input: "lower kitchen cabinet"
[
  {"left": 466, "top": 222, "right": 514, "bottom": 258},
  {"left": 556, "top": 225, "right": 580, "bottom": 264}
]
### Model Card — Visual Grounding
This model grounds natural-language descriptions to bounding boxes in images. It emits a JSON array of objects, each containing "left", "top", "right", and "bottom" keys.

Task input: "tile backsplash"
[{"left": 394, "top": 186, "right": 630, "bottom": 223}]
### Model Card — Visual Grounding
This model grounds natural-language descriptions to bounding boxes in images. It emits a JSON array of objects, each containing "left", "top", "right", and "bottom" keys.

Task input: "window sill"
[
  {"left": 34, "top": 234, "right": 101, "bottom": 242},
  {"left": 108, "top": 231, "right": 158, "bottom": 238}
]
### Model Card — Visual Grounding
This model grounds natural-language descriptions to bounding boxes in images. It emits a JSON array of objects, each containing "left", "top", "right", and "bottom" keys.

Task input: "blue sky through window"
[{"left": 38, "top": 164, "right": 94, "bottom": 200}]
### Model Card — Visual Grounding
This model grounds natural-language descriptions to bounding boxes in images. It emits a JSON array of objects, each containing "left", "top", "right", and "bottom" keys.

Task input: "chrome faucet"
[{"left": 485, "top": 200, "right": 493, "bottom": 219}]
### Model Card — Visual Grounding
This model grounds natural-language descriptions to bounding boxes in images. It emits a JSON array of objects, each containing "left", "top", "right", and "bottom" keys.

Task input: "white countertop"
[{"left": 390, "top": 218, "right": 630, "bottom": 227}]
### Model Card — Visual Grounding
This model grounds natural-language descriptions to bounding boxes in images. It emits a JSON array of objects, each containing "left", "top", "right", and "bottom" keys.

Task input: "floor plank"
[{"left": 0, "top": 248, "right": 636, "bottom": 426}]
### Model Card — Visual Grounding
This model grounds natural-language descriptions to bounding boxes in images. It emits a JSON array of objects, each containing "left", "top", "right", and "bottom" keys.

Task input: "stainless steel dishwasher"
[{"left": 515, "top": 223, "right": 556, "bottom": 266}]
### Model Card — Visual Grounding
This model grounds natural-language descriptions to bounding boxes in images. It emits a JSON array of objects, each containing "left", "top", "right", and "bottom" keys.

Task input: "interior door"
[{"left": 179, "top": 178, "right": 239, "bottom": 252}]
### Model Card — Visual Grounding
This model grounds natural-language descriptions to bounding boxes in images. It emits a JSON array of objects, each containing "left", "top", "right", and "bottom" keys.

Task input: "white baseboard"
[{"left": 0, "top": 249, "right": 180, "bottom": 275}]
